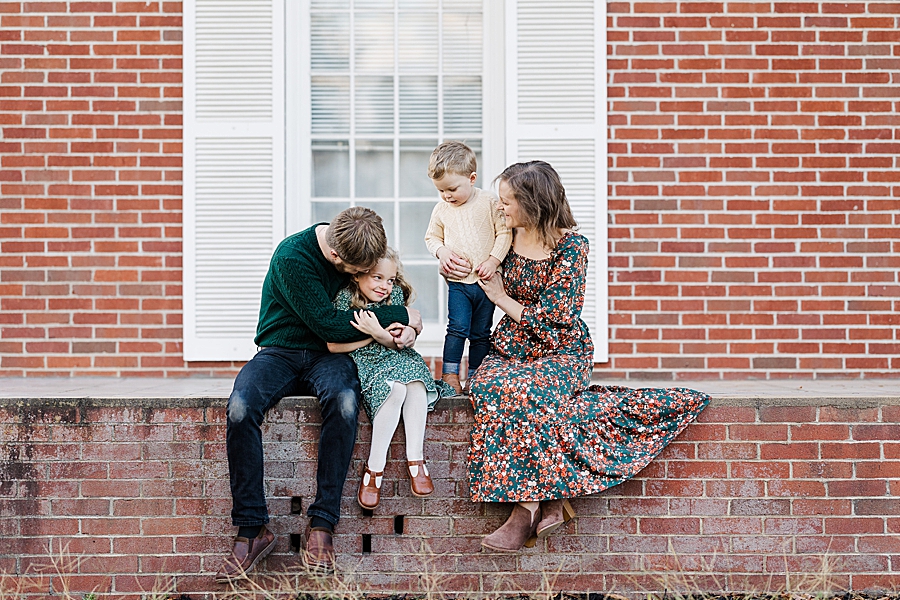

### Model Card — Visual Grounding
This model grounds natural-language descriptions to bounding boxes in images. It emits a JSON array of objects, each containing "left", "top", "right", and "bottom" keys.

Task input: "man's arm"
[{"left": 272, "top": 257, "right": 409, "bottom": 343}]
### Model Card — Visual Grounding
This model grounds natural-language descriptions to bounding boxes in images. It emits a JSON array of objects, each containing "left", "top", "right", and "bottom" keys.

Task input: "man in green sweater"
[{"left": 216, "top": 207, "right": 422, "bottom": 581}]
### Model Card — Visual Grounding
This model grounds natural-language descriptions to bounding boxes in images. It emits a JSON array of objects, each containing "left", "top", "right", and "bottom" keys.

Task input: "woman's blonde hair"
[
  {"left": 346, "top": 248, "right": 416, "bottom": 310},
  {"left": 494, "top": 161, "right": 577, "bottom": 250}
]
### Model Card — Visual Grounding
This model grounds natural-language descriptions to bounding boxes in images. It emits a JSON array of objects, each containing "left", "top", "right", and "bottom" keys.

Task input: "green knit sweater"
[{"left": 254, "top": 224, "right": 410, "bottom": 351}]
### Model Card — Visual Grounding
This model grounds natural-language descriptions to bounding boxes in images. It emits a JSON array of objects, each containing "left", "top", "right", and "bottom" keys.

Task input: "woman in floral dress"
[{"left": 464, "top": 161, "right": 710, "bottom": 552}]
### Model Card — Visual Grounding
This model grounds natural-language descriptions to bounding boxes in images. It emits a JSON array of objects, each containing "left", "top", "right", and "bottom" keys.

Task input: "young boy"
[{"left": 424, "top": 141, "right": 512, "bottom": 395}]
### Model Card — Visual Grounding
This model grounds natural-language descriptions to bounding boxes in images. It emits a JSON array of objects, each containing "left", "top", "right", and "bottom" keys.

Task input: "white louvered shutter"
[
  {"left": 184, "top": 0, "right": 285, "bottom": 361},
  {"left": 506, "top": 0, "right": 608, "bottom": 362}
]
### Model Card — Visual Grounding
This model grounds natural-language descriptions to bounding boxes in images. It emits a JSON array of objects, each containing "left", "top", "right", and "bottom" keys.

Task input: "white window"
[{"left": 184, "top": 0, "right": 607, "bottom": 363}]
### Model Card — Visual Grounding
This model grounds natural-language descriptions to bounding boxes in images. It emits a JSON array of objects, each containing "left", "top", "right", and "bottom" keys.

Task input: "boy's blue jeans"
[
  {"left": 226, "top": 347, "right": 360, "bottom": 530},
  {"left": 443, "top": 281, "right": 495, "bottom": 377}
]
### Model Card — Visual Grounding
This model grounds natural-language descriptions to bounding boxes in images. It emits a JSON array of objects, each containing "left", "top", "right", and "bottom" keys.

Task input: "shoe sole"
[
  {"left": 214, "top": 537, "right": 276, "bottom": 584},
  {"left": 480, "top": 541, "right": 522, "bottom": 553},
  {"left": 536, "top": 521, "right": 564, "bottom": 539}
]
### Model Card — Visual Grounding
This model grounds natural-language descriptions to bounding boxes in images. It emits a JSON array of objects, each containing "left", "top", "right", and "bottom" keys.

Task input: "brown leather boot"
[
  {"left": 481, "top": 503, "right": 539, "bottom": 553},
  {"left": 441, "top": 372, "right": 463, "bottom": 395},
  {"left": 536, "top": 499, "right": 575, "bottom": 539},
  {"left": 215, "top": 525, "right": 276, "bottom": 583}
]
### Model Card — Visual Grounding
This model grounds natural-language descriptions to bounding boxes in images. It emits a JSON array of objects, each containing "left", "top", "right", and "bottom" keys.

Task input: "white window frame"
[
  {"left": 287, "top": 0, "right": 505, "bottom": 358},
  {"left": 185, "top": 0, "right": 607, "bottom": 363}
]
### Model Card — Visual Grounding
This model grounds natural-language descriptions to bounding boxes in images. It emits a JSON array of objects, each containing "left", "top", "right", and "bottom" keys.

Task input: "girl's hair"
[
  {"left": 346, "top": 247, "right": 416, "bottom": 310},
  {"left": 494, "top": 161, "right": 578, "bottom": 250}
]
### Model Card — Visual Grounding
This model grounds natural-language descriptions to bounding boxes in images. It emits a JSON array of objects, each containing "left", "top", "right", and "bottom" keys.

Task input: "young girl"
[{"left": 328, "top": 248, "right": 455, "bottom": 510}]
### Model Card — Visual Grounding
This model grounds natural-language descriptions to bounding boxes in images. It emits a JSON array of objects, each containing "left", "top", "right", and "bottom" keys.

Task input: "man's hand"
[
  {"left": 392, "top": 325, "right": 417, "bottom": 350},
  {"left": 406, "top": 307, "right": 423, "bottom": 334},
  {"left": 437, "top": 247, "right": 472, "bottom": 280}
]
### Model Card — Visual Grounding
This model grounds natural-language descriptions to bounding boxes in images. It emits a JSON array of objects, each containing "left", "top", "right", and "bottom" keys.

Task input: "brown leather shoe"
[
  {"left": 481, "top": 503, "right": 539, "bottom": 553},
  {"left": 441, "top": 373, "right": 463, "bottom": 395},
  {"left": 357, "top": 466, "right": 383, "bottom": 509},
  {"left": 215, "top": 526, "right": 276, "bottom": 583},
  {"left": 536, "top": 498, "right": 576, "bottom": 539},
  {"left": 303, "top": 526, "right": 335, "bottom": 573},
  {"left": 407, "top": 460, "right": 434, "bottom": 497}
]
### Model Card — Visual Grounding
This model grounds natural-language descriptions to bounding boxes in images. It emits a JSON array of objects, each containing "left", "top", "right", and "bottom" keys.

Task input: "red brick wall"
[
  {"left": 2, "top": 397, "right": 900, "bottom": 598},
  {"left": 1, "top": 1, "right": 899, "bottom": 378}
]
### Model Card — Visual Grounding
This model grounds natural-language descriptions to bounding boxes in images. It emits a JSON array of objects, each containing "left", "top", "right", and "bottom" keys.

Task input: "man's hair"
[
  {"left": 325, "top": 206, "right": 387, "bottom": 269},
  {"left": 428, "top": 140, "right": 477, "bottom": 180}
]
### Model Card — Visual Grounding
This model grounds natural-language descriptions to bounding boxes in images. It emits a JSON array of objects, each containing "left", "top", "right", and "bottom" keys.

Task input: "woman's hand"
[
  {"left": 478, "top": 271, "right": 524, "bottom": 323},
  {"left": 477, "top": 271, "right": 507, "bottom": 303}
]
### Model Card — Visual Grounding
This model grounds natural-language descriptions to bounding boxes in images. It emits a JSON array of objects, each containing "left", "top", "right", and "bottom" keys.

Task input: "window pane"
[
  {"left": 312, "top": 0, "right": 349, "bottom": 8},
  {"left": 356, "top": 75, "right": 394, "bottom": 135},
  {"left": 311, "top": 12, "right": 349, "bottom": 71},
  {"left": 399, "top": 141, "right": 437, "bottom": 197},
  {"left": 399, "top": 76, "right": 438, "bottom": 135},
  {"left": 355, "top": 200, "right": 395, "bottom": 247},
  {"left": 312, "top": 141, "right": 350, "bottom": 197},
  {"left": 398, "top": 201, "right": 436, "bottom": 260},
  {"left": 404, "top": 264, "right": 440, "bottom": 323},
  {"left": 443, "top": 12, "right": 482, "bottom": 74},
  {"left": 444, "top": 76, "right": 482, "bottom": 136},
  {"left": 312, "top": 201, "right": 350, "bottom": 224},
  {"left": 356, "top": 140, "right": 393, "bottom": 198},
  {"left": 311, "top": 76, "right": 350, "bottom": 135},
  {"left": 399, "top": 12, "right": 438, "bottom": 72},
  {"left": 355, "top": 12, "right": 393, "bottom": 71}
]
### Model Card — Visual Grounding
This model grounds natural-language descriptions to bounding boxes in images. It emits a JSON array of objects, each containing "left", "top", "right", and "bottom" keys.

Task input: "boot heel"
[
  {"left": 562, "top": 499, "right": 576, "bottom": 523},
  {"left": 523, "top": 535, "right": 537, "bottom": 548}
]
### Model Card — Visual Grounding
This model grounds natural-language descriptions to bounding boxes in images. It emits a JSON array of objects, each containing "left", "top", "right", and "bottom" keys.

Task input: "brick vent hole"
[
  {"left": 362, "top": 533, "right": 372, "bottom": 553},
  {"left": 289, "top": 533, "right": 302, "bottom": 553},
  {"left": 290, "top": 496, "right": 302, "bottom": 515},
  {"left": 393, "top": 515, "right": 404, "bottom": 534}
]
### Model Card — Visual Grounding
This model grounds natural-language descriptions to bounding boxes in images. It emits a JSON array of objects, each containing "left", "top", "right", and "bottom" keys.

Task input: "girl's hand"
[
  {"left": 477, "top": 271, "right": 507, "bottom": 303},
  {"left": 351, "top": 310, "right": 383, "bottom": 337}
]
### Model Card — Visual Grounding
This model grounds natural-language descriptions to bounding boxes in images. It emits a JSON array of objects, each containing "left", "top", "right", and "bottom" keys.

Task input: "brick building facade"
[{"left": 1, "top": 1, "right": 898, "bottom": 379}]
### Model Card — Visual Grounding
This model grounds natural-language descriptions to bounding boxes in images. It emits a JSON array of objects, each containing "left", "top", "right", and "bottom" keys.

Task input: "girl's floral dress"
[
  {"left": 467, "top": 232, "right": 710, "bottom": 502},
  {"left": 334, "top": 286, "right": 455, "bottom": 422}
]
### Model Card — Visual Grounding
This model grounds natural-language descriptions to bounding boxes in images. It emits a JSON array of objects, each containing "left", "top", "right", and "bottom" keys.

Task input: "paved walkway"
[{"left": 0, "top": 377, "right": 896, "bottom": 403}]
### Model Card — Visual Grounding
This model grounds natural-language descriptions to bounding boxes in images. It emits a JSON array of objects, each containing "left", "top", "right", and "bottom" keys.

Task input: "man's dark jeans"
[
  {"left": 443, "top": 281, "right": 494, "bottom": 377},
  {"left": 226, "top": 347, "right": 360, "bottom": 530}
]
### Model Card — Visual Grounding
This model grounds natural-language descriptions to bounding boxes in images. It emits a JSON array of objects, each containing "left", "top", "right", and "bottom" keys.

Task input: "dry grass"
[{"left": 2, "top": 539, "right": 899, "bottom": 600}]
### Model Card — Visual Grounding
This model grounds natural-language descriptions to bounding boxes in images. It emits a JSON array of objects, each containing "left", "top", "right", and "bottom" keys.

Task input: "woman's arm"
[{"left": 480, "top": 234, "right": 589, "bottom": 349}]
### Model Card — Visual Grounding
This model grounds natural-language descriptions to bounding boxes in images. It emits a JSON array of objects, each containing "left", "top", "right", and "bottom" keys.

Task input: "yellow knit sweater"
[{"left": 423, "top": 187, "right": 512, "bottom": 284}]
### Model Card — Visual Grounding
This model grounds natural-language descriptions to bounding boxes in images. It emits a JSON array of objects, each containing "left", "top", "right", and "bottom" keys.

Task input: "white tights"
[{"left": 367, "top": 380, "right": 428, "bottom": 473}]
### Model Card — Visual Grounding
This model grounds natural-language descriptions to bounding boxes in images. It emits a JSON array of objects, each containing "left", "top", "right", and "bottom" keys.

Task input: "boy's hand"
[
  {"left": 475, "top": 256, "right": 501, "bottom": 279},
  {"left": 436, "top": 247, "right": 472, "bottom": 279}
]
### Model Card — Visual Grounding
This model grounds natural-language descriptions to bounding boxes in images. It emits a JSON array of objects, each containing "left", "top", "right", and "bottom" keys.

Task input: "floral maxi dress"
[{"left": 467, "top": 232, "right": 710, "bottom": 502}]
